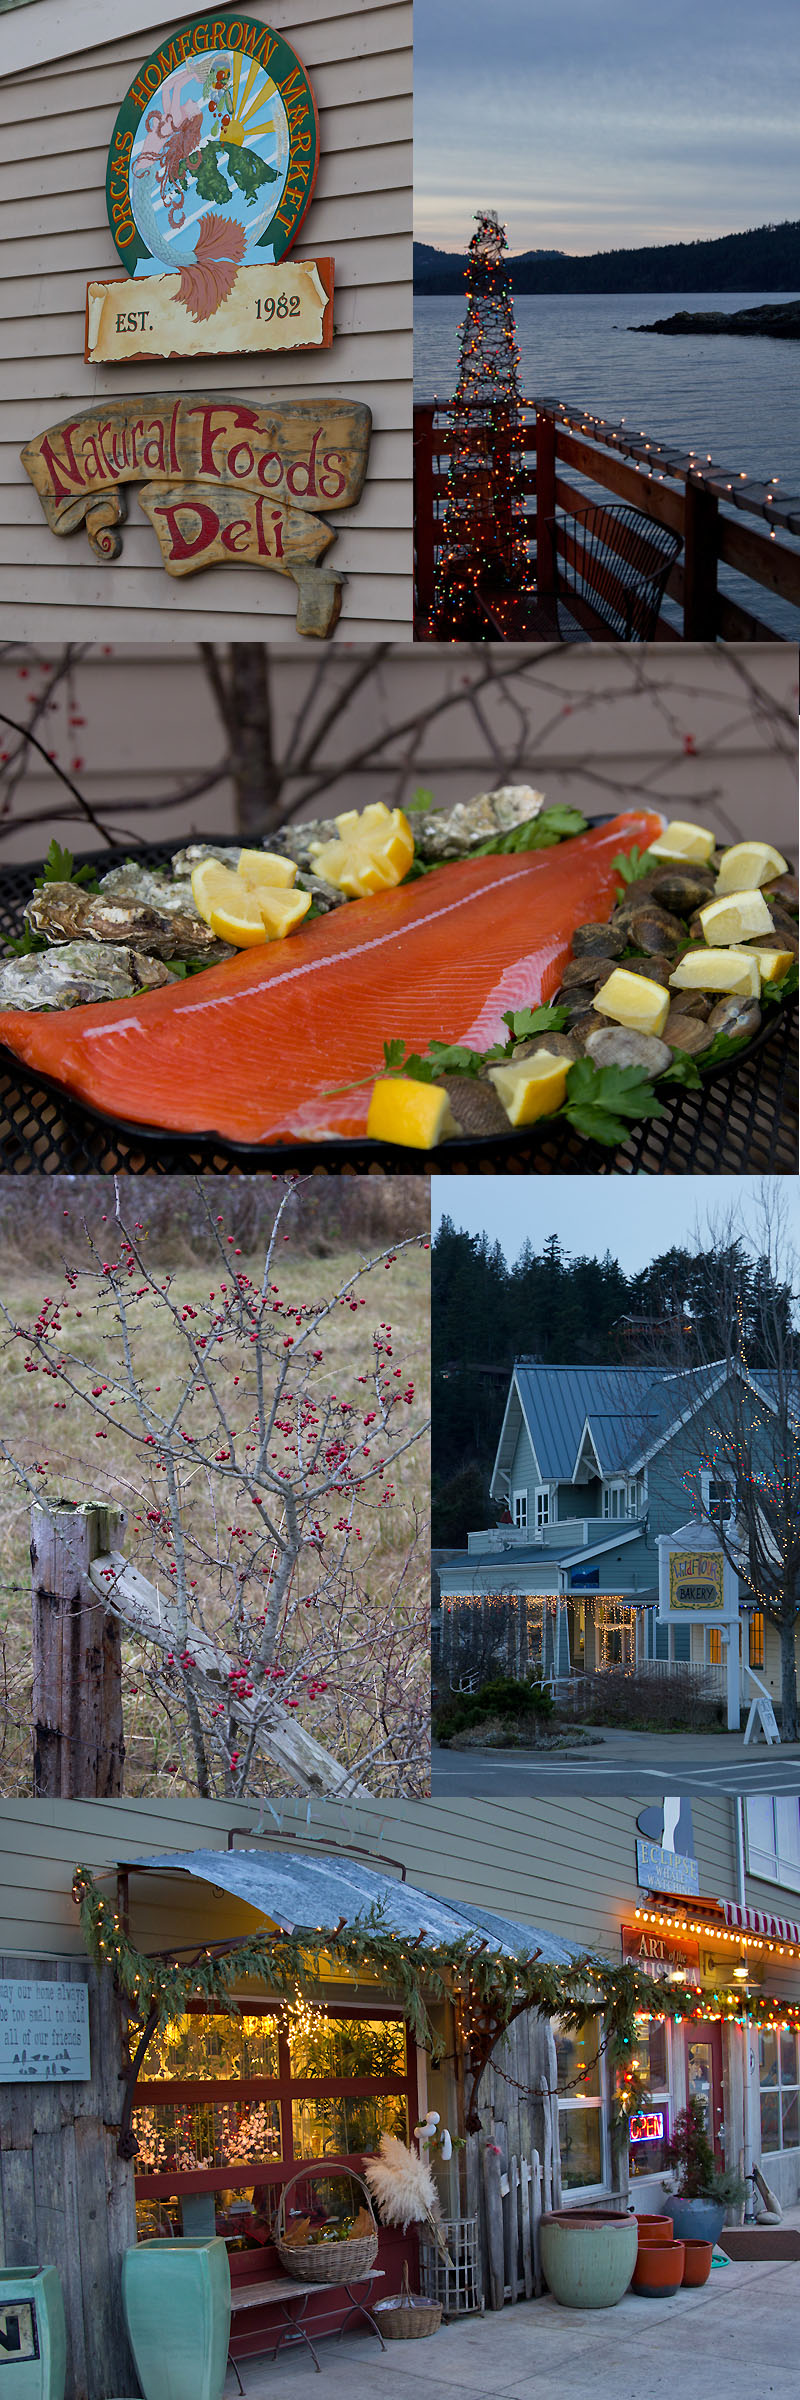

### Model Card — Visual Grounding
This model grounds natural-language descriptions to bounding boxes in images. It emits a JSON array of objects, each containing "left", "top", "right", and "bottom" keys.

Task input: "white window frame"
[
  {"left": 745, "top": 1797, "right": 800, "bottom": 1895},
  {"left": 512, "top": 1490, "right": 528, "bottom": 1531},
  {"left": 758, "top": 2022, "right": 800, "bottom": 2155},
  {"left": 554, "top": 2012, "right": 609, "bottom": 2198},
  {"left": 535, "top": 1486, "right": 551, "bottom": 1530},
  {"left": 603, "top": 1481, "right": 626, "bottom": 1520},
  {"left": 700, "top": 1467, "right": 736, "bottom": 1527}
]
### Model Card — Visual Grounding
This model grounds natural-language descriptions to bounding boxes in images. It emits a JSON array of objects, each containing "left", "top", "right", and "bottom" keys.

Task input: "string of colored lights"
[{"left": 429, "top": 210, "right": 530, "bottom": 637}]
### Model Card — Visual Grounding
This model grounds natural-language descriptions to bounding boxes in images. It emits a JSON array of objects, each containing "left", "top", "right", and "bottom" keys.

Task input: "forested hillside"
[
  {"left": 414, "top": 220, "right": 800, "bottom": 296},
  {"left": 432, "top": 1218, "right": 792, "bottom": 1543}
]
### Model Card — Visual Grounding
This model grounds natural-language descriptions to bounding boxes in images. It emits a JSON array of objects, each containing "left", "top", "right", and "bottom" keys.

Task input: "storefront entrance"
[{"left": 684, "top": 2021, "right": 724, "bottom": 2165}]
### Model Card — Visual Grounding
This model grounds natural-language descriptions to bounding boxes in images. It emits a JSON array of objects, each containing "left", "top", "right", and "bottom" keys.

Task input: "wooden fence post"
[
  {"left": 533, "top": 407, "right": 557, "bottom": 593},
  {"left": 413, "top": 402, "right": 436, "bottom": 621},
  {"left": 683, "top": 473, "right": 720, "bottom": 637},
  {"left": 31, "top": 1502, "right": 126, "bottom": 1797}
]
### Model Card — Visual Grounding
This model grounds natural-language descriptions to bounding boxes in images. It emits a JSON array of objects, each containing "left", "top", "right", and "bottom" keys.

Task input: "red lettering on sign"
[
  {"left": 35, "top": 424, "right": 84, "bottom": 502},
  {"left": 256, "top": 451, "right": 284, "bottom": 491},
  {"left": 221, "top": 516, "right": 252, "bottom": 554},
  {"left": 185, "top": 402, "right": 258, "bottom": 479},
  {"left": 286, "top": 430, "right": 320, "bottom": 500},
  {"left": 228, "top": 442, "right": 255, "bottom": 480},
  {"left": 317, "top": 450, "right": 348, "bottom": 502},
  {"left": 141, "top": 421, "right": 166, "bottom": 476},
  {"left": 255, "top": 499, "right": 284, "bottom": 560},
  {"left": 153, "top": 498, "right": 220, "bottom": 562}
]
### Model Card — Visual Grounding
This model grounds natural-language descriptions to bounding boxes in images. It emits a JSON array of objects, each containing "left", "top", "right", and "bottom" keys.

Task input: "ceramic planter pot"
[
  {"left": 633, "top": 2240, "right": 685, "bottom": 2297},
  {"left": 635, "top": 2215, "right": 674, "bottom": 2245},
  {"left": 539, "top": 2212, "right": 638, "bottom": 2309},
  {"left": 122, "top": 2238, "right": 231, "bottom": 2400},
  {"left": 662, "top": 2195, "right": 726, "bottom": 2246},
  {"left": 681, "top": 2239, "right": 713, "bottom": 2287},
  {"left": 0, "top": 2267, "right": 67, "bottom": 2400}
]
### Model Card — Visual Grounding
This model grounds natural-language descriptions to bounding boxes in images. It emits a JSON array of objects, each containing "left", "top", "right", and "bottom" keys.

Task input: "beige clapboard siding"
[
  {"left": 0, "top": 2, "right": 412, "bottom": 641},
  {"left": 0, "top": 1793, "right": 768, "bottom": 1966}
]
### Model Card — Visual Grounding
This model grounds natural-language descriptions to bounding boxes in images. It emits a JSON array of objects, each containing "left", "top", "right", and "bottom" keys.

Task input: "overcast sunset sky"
[
  {"left": 431, "top": 1180, "right": 800, "bottom": 1278},
  {"left": 415, "top": 1, "right": 800, "bottom": 254}
]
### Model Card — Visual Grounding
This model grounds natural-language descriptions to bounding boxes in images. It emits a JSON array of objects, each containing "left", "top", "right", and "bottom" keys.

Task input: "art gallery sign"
[{"left": 93, "top": 16, "right": 330, "bottom": 362}]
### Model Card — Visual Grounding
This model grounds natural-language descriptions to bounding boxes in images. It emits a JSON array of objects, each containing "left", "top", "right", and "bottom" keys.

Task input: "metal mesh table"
[{"left": 0, "top": 843, "right": 796, "bottom": 1176}]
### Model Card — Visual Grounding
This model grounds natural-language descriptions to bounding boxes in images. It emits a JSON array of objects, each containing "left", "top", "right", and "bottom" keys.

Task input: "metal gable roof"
[
  {"left": 128, "top": 1849, "right": 576, "bottom": 1963},
  {"left": 512, "top": 1365, "right": 663, "bottom": 1482}
]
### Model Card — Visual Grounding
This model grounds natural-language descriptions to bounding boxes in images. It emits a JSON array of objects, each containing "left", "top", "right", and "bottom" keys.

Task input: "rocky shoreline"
[{"left": 632, "top": 298, "right": 800, "bottom": 337}]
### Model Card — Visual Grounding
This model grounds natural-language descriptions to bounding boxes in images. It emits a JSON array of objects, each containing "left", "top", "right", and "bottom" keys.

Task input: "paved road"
[{"left": 432, "top": 1726, "right": 800, "bottom": 1795}]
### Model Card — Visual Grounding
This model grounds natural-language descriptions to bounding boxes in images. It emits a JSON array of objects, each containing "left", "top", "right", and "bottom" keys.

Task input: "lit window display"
[
  {"left": 554, "top": 2016, "right": 606, "bottom": 2190},
  {"left": 759, "top": 2025, "right": 800, "bottom": 2153},
  {"left": 132, "top": 2003, "right": 412, "bottom": 2245},
  {"left": 624, "top": 2020, "right": 671, "bottom": 2177}
]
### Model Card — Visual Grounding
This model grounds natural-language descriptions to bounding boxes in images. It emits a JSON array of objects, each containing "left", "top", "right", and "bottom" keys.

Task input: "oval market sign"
[{"left": 106, "top": 15, "right": 320, "bottom": 307}]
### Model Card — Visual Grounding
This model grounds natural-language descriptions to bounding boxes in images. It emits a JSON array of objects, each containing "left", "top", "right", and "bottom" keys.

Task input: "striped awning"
[{"left": 721, "top": 1898, "right": 800, "bottom": 1947}]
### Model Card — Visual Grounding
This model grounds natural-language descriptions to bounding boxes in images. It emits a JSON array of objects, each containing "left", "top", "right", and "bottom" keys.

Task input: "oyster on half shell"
[
  {"left": 276, "top": 785, "right": 546, "bottom": 870},
  {"left": 26, "top": 883, "right": 232, "bottom": 963},
  {"left": 0, "top": 941, "right": 173, "bottom": 1011}
]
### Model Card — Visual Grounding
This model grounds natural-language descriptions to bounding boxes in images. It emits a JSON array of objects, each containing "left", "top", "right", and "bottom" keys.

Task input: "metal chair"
[{"left": 545, "top": 502, "right": 683, "bottom": 641}]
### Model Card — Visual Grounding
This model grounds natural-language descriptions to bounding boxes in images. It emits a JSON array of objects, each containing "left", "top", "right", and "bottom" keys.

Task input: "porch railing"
[{"left": 414, "top": 398, "right": 800, "bottom": 641}]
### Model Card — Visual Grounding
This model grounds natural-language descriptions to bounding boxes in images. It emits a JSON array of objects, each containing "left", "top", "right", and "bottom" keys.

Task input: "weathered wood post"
[
  {"left": 683, "top": 472, "right": 720, "bottom": 637},
  {"left": 414, "top": 402, "right": 437, "bottom": 620},
  {"left": 31, "top": 1502, "right": 126, "bottom": 1796},
  {"left": 533, "top": 406, "right": 557, "bottom": 593}
]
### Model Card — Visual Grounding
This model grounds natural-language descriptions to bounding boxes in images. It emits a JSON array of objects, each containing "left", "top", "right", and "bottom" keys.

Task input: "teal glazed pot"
[
  {"left": 122, "top": 2239, "right": 231, "bottom": 2400},
  {"left": 0, "top": 2266, "right": 67, "bottom": 2400},
  {"left": 662, "top": 2195, "right": 726, "bottom": 2246},
  {"left": 539, "top": 2211, "right": 638, "bottom": 2309}
]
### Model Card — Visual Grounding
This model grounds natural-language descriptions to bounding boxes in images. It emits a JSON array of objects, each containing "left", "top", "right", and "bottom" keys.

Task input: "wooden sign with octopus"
[
  {"left": 93, "top": 16, "right": 329, "bottom": 363},
  {"left": 21, "top": 396, "right": 372, "bottom": 639}
]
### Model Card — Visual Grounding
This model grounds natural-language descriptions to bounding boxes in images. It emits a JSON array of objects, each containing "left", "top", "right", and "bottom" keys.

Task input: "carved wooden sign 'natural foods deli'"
[
  {"left": 92, "top": 15, "right": 329, "bottom": 362},
  {"left": 21, "top": 396, "right": 371, "bottom": 639}
]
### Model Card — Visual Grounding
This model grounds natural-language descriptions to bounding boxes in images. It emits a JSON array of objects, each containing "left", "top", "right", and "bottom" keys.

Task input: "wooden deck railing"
[{"left": 414, "top": 398, "right": 800, "bottom": 641}]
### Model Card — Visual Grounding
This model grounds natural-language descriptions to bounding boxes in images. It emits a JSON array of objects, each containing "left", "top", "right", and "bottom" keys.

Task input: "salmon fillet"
[{"left": 0, "top": 813, "right": 663, "bottom": 1145}]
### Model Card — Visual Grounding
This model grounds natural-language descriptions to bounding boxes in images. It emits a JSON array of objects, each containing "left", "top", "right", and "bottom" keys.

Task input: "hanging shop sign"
[
  {"left": 20, "top": 396, "right": 372, "bottom": 639},
  {"left": 94, "top": 16, "right": 328, "bottom": 362},
  {"left": 622, "top": 1923, "right": 701, "bottom": 1986},
  {"left": 635, "top": 1840, "right": 700, "bottom": 1897},
  {"left": 0, "top": 1978, "right": 90, "bottom": 2083},
  {"left": 657, "top": 1522, "right": 739, "bottom": 1623}
]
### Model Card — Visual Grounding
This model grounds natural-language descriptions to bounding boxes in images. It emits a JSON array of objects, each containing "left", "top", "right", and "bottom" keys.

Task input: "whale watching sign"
[{"left": 90, "top": 16, "right": 331, "bottom": 362}]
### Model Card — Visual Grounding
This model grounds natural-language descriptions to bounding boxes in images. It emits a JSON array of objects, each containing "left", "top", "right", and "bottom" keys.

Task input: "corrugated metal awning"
[{"left": 127, "top": 1848, "right": 576, "bottom": 1964}]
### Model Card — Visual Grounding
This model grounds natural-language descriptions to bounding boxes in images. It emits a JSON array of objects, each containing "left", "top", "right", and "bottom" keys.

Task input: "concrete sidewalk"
[{"left": 224, "top": 2249, "right": 800, "bottom": 2399}]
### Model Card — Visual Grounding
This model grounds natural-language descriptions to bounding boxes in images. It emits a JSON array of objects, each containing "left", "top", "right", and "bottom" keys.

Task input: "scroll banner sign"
[
  {"left": 94, "top": 15, "right": 328, "bottom": 362},
  {"left": 21, "top": 396, "right": 372, "bottom": 639}
]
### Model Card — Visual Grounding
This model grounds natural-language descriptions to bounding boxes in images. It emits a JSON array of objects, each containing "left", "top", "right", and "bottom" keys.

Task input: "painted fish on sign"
[
  {"left": 100, "top": 16, "right": 327, "bottom": 358},
  {"left": 20, "top": 396, "right": 372, "bottom": 639}
]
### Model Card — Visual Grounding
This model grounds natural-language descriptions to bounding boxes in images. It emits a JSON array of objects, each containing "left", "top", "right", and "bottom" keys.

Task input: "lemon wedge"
[
  {"left": 699, "top": 891, "right": 774, "bottom": 945},
  {"left": 669, "top": 949, "right": 761, "bottom": 997},
  {"left": 487, "top": 1053, "right": 569, "bottom": 1125},
  {"left": 747, "top": 948, "right": 795, "bottom": 982},
  {"left": 592, "top": 968, "right": 670, "bottom": 1038},
  {"left": 237, "top": 848, "right": 298, "bottom": 892},
  {"left": 366, "top": 1079, "right": 459, "bottom": 1147},
  {"left": 714, "top": 840, "right": 789, "bottom": 893},
  {"left": 308, "top": 803, "right": 414, "bottom": 897},
  {"left": 191, "top": 856, "right": 310, "bottom": 947},
  {"left": 644, "top": 821, "right": 716, "bottom": 865}
]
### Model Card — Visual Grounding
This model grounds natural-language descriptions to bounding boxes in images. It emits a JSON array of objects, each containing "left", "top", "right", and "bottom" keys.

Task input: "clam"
[
  {"left": 432, "top": 1075, "right": 512, "bottom": 1137},
  {"left": 614, "top": 901, "right": 686, "bottom": 955},
  {"left": 706, "top": 997, "right": 762, "bottom": 1041},
  {"left": 662, "top": 1011, "right": 717, "bottom": 1055},
  {"left": 512, "top": 1031, "right": 580, "bottom": 1062},
  {"left": 571, "top": 920, "right": 626, "bottom": 959},
  {"left": 645, "top": 864, "right": 716, "bottom": 915},
  {"left": 583, "top": 1028, "right": 673, "bottom": 1074}
]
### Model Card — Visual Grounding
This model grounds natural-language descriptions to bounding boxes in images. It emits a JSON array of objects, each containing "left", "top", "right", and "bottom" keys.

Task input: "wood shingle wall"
[{"left": 0, "top": 1, "right": 412, "bottom": 640}]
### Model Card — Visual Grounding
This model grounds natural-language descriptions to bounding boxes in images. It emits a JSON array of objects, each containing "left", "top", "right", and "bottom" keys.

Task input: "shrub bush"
[{"left": 435, "top": 1675, "right": 554, "bottom": 1742}]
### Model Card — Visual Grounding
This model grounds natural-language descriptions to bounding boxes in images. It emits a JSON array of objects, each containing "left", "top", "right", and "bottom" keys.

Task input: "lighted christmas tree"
[{"left": 430, "top": 210, "right": 530, "bottom": 637}]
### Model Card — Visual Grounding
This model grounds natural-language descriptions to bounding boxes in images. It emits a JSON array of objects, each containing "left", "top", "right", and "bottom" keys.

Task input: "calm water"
[{"left": 415, "top": 289, "right": 800, "bottom": 637}]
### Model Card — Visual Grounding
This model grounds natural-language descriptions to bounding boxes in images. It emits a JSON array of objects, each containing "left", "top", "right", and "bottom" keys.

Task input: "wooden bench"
[{"left": 228, "top": 2268, "right": 386, "bottom": 2383}]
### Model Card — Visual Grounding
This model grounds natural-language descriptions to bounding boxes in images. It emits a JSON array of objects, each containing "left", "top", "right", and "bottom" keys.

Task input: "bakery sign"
[
  {"left": 90, "top": 16, "right": 331, "bottom": 362},
  {"left": 657, "top": 1521, "right": 739, "bottom": 1624},
  {"left": 21, "top": 396, "right": 371, "bottom": 638}
]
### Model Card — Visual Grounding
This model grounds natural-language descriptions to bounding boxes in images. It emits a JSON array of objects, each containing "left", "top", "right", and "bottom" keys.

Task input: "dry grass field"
[{"left": 0, "top": 1182, "right": 430, "bottom": 1799}]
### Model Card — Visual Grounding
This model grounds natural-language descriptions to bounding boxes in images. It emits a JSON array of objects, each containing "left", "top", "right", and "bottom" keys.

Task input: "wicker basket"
[
  {"left": 374, "top": 2262, "right": 442, "bottom": 2340},
  {"left": 275, "top": 2165, "right": 379, "bottom": 2284}
]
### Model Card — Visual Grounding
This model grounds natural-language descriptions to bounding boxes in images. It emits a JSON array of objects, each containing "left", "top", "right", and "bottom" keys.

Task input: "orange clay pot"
[
  {"left": 635, "top": 2216, "right": 674, "bottom": 2245},
  {"left": 681, "top": 2239, "right": 713, "bottom": 2288},
  {"left": 632, "top": 2240, "right": 685, "bottom": 2297}
]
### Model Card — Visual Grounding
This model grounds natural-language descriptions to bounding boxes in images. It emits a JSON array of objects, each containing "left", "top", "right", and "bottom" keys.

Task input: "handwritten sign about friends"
[{"left": 0, "top": 1978, "right": 91, "bottom": 2083}]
